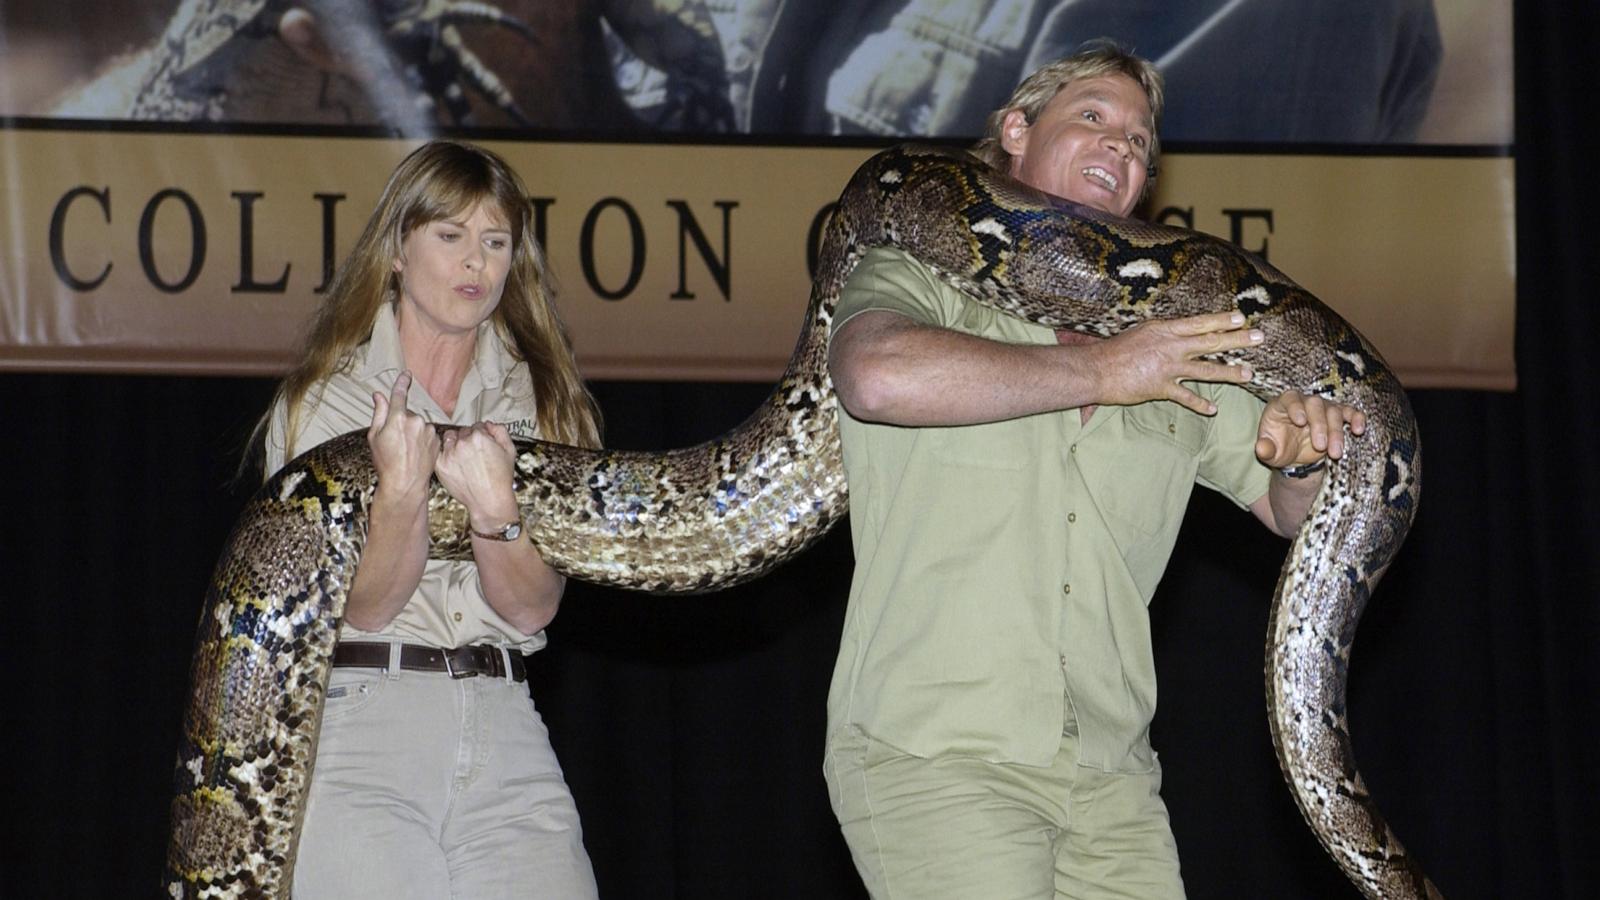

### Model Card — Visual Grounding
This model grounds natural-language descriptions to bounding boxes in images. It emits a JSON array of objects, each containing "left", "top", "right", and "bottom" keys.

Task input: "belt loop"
[
  {"left": 498, "top": 645, "right": 514, "bottom": 684},
  {"left": 386, "top": 641, "right": 403, "bottom": 680}
]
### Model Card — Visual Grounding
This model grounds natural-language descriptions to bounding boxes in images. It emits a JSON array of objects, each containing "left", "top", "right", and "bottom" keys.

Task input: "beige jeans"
[
  {"left": 825, "top": 726, "right": 1185, "bottom": 900},
  {"left": 291, "top": 658, "right": 597, "bottom": 899}
]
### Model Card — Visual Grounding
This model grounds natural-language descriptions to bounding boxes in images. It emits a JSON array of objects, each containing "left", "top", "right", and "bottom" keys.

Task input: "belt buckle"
[{"left": 442, "top": 648, "right": 477, "bottom": 679}]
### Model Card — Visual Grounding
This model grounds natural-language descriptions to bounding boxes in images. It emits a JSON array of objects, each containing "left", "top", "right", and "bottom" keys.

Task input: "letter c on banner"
[{"left": 49, "top": 186, "right": 112, "bottom": 292}]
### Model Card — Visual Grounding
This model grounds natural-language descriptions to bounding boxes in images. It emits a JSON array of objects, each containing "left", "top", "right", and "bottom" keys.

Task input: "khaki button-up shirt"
[
  {"left": 265, "top": 302, "right": 547, "bottom": 653},
  {"left": 828, "top": 247, "right": 1272, "bottom": 772}
]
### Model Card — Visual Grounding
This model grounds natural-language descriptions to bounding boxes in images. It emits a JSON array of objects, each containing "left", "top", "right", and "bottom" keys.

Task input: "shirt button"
[
  {"left": 453, "top": 612, "right": 463, "bottom": 622},
  {"left": 1061, "top": 583, "right": 1072, "bottom": 595},
  {"left": 1070, "top": 444, "right": 1077, "bottom": 454},
  {"left": 1067, "top": 512, "right": 1076, "bottom": 523},
  {"left": 1168, "top": 422, "right": 1176, "bottom": 434}
]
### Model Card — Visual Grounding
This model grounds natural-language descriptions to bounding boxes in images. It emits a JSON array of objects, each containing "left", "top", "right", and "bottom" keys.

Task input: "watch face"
[{"left": 503, "top": 522, "right": 522, "bottom": 541}]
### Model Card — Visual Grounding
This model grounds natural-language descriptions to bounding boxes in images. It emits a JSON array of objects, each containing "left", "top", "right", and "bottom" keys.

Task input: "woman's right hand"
[
  {"left": 346, "top": 370, "right": 438, "bottom": 630},
  {"left": 367, "top": 370, "right": 439, "bottom": 497}
]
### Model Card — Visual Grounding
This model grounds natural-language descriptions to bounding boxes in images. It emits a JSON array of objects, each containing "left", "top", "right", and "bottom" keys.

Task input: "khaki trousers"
[
  {"left": 291, "top": 660, "right": 597, "bottom": 899},
  {"left": 825, "top": 726, "right": 1185, "bottom": 900}
]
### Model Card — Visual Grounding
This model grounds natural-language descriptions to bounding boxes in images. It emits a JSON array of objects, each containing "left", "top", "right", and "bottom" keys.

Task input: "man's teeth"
[{"left": 1082, "top": 167, "right": 1118, "bottom": 191}]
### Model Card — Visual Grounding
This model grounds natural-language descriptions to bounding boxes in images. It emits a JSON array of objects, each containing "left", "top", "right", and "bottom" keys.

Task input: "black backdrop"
[{"left": 3, "top": 3, "right": 1595, "bottom": 898}]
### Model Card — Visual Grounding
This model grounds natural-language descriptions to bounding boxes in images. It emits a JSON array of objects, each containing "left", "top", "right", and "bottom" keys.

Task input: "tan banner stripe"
[{"left": 0, "top": 131, "right": 1514, "bottom": 389}]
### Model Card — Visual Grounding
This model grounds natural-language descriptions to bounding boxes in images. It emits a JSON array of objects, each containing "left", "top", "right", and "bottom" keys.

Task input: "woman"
[{"left": 258, "top": 140, "right": 601, "bottom": 898}]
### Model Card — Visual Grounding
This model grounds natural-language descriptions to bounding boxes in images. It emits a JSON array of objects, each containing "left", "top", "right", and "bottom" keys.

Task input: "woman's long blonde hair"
[{"left": 262, "top": 140, "right": 600, "bottom": 463}]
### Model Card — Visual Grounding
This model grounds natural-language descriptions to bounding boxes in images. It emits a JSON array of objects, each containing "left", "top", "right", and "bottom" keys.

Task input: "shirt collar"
[
  {"left": 355, "top": 301, "right": 406, "bottom": 381},
  {"left": 355, "top": 301, "right": 516, "bottom": 389}
]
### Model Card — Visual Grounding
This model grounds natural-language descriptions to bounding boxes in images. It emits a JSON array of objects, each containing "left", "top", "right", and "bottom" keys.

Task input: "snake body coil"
[{"left": 165, "top": 144, "right": 1431, "bottom": 898}]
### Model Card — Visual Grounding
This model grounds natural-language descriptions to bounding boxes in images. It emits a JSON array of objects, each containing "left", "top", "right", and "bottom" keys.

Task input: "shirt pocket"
[
  {"left": 1125, "top": 402, "right": 1209, "bottom": 456},
  {"left": 1080, "top": 404, "right": 1209, "bottom": 541}
]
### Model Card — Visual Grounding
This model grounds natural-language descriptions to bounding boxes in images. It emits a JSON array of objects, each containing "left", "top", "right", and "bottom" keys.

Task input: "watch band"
[
  {"left": 1279, "top": 458, "right": 1329, "bottom": 479},
  {"left": 469, "top": 519, "right": 523, "bottom": 541}
]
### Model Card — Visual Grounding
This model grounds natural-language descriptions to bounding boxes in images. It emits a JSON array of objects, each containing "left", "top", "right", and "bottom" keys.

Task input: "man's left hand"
[{"left": 1255, "top": 391, "right": 1367, "bottom": 470}]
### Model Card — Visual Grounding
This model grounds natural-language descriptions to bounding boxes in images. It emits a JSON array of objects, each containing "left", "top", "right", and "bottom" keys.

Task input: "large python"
[{"left": 164, "top": 144, "right": 1430, "bottom": 898}]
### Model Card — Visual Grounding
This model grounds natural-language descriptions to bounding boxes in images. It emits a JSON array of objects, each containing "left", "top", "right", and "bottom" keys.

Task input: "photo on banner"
[{"left": 0, "top": 0, "right": 1514, "bottom": 387}]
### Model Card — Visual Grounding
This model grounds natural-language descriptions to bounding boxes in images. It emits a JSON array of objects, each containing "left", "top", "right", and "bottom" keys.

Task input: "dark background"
[{"left": 2, "top": 3, "right": 1593, "bottom": 899}]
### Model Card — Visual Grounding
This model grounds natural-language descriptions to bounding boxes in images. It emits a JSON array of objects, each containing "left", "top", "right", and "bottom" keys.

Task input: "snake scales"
[{"left": 165, "top": 143, "right": 1431, "bottom": 898}]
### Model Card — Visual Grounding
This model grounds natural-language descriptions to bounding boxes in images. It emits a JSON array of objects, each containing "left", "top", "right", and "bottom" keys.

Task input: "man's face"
[{"left": 1000, "top": 73, "right": 1154, "bottom": 217}]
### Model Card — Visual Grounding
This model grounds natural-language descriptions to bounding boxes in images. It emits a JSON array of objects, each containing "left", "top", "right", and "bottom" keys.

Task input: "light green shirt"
[{"left": 827, "top": 247, "right": 1272, "bottom": 772}]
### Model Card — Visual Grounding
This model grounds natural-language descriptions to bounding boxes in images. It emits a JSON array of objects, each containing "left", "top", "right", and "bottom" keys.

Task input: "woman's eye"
[
  {"left": 487, "top": 238, "right": 508, "bottom": 251},
  {"left": 1080, "top": 109, "right": 1100, "bottom": 122},
  {"left": 1130, "top": 134, "right": 1147, "bottom": 148}
]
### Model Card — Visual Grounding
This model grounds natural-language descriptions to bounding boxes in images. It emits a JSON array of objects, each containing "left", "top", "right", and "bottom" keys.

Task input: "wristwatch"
[
  {"left": 1279, "top": 459, "right": 1329, "bottom": 479},
  {"left": 470, "top": 519, "right": 523, "bottom": 541}
]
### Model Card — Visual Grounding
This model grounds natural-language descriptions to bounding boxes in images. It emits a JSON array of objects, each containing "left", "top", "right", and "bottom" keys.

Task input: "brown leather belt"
[{"left": 331, "top": 641, "right": 526, "bottom": 682}]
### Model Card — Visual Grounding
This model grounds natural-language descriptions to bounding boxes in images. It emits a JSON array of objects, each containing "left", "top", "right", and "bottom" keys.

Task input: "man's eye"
[
  {"left": 1130, "top": 134, "right": 1147, "bottom": 148},
  {"left": 1080, "top": 109, "right": 1100, "bottom": 122}
]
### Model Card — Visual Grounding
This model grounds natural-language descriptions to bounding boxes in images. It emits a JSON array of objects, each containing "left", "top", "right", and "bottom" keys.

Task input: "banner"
[{"left": 0, "top": 0, "right": 1514, "bottom": 388}]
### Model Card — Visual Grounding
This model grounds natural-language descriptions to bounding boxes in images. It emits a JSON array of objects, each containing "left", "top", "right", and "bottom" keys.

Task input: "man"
[{"left": 823, "top": 42, "right": 1366, "bottom": 899}]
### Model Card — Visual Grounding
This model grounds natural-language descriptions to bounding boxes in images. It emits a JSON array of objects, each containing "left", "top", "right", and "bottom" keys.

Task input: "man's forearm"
[{"left": 829, "top": 311, "right": 1100, "bottom": 427}]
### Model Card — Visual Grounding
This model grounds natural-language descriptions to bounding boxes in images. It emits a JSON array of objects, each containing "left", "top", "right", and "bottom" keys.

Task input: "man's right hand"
[{"left": 1070, "top": 311, "right": 1262, "bottom": 415}]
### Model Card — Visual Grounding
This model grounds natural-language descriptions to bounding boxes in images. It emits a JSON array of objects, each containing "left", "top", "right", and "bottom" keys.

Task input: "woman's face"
[{"left": 392, "top": 200, "right": 513, "bottom": 339}]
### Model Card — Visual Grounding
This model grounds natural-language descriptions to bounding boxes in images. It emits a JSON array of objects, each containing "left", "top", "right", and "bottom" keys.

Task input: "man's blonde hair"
[{"left": 972, "top": 40, "right": 1165, "bottom": 198}]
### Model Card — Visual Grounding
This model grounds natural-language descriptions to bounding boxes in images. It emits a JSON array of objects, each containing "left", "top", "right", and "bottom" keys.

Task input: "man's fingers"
[
  {"left": 1169, "top": 384, "right": 1218, "bottom": 416},
  {"left": 1161, "top": 316, "right": 1261, "bottom": 360},
  {"left": 1274, "top": 392, "right": 1309, "bottom": 427},
  {"left": 1258, "top": 391, "right": 1372, "bottom": 469},
  {"left": 1255, "top": 433, "right": 1283, "bottom": 465},
  {"left": 1169, "top": 311, "right": 1246, "bottom": 335},
  {"left": 1310, "top": 413, "right": 1329, "bottom": 452},
  {"left": 1323, "top": 406, "right": 1351, "bottom": 457},
  {"left": 1179, "top": 361, "right": 1253, "bottom": 386},
  {"left": 1166, "top": 312, "right": 1261, "bottom": 351},
  {"left": 1190, "top": 325, "right": 1264, "bottom": 356}
]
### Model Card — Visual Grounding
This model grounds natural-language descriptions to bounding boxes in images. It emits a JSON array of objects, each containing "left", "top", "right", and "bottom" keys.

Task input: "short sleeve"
[
  {"left": 830, "top": 246, "right": 965, "bottom": 341},
  {"left": 1196, "top": 382, "right": 1272, "bottom": 509}
]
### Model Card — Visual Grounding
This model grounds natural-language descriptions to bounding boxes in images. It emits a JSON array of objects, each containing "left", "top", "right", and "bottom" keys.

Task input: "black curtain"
[{"left": 2, "top": 3, "right": 1594, "bottom": 897}]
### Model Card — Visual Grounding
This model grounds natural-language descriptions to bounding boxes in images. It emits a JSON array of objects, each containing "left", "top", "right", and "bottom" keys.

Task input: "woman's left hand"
[{"left": 434, "top": 421, "right": 519, "bottom": 529}]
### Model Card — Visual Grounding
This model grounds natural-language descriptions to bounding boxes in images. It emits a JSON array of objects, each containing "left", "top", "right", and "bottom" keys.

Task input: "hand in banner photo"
[
  {"left": 818, "top": 0, "right": 1443, "bottom": 143},
  {"left": 41, "top": 0, "right": 732, "bottom": 132},
  {"left": 17, "top": 0, "right": 1501, "bottom": 145}
]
